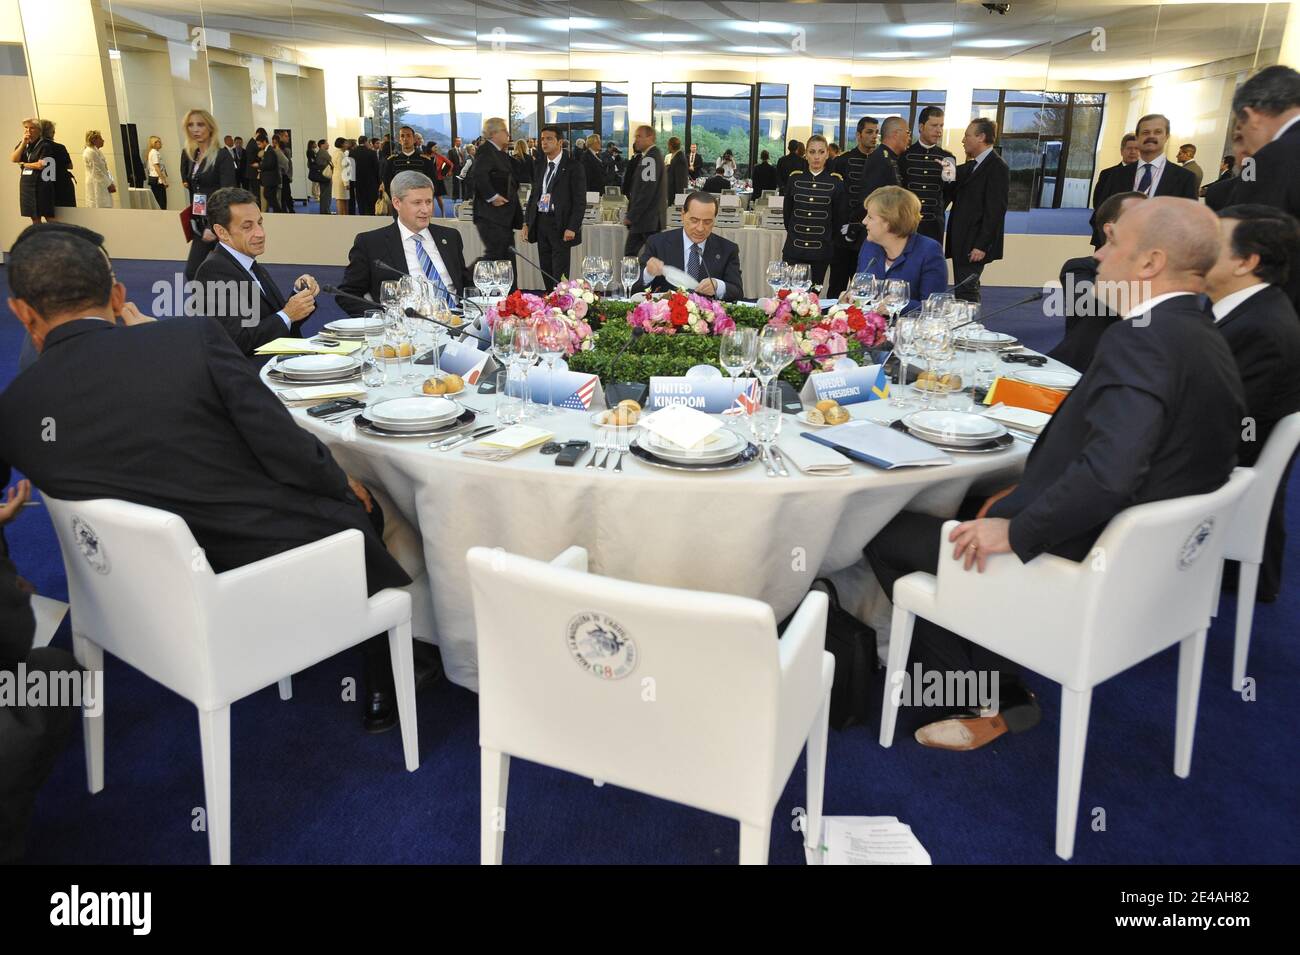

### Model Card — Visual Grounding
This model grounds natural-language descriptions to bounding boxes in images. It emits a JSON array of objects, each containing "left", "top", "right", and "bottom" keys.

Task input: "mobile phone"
[
  {"left": 307, "top": 398, "right": 364, "bottom": 417},
  {"left": 553, "top": 440, "right": 591, "bottom": 466}
]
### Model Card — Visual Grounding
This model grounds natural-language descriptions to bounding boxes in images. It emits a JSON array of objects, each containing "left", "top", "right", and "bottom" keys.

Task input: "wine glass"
[
  {"left": 493, "top": 259, "right": 514, "bottom": 297},
  {"left": 914, "top": 310, "right": 954, "bottom": 410},
  {"left": 788, "top": 262, "right": 812, "bottom": 294},
  {"left": 620, "top": 255, "right": 640, "bottom": 299},
  {"left": 512, "top": 323, "right": 538, "bottom": 418},
  {"left": 582, "top": 255, "right": 601, "bottom": 288},
  {"left": 849, "top": 271, "right": 874, "bottom": 305},
  {"left": 765, "top": 260, "right": 788, "bottom": 297},
  {"left": 756, "top": 323, "right": 794, "bottom": 391},
  {"left": 597, "top": 256, "right": 613, "bottom": 295},
  {"left": 534, "top": 313, "right": 568, "bottom": 415},
  {"left": 749, "top": 381, "right": 784, "bottom": 459},
  {"left": 883, "top": 279, "right": 910, "bottom": 330},
  {"left": 719, "top": 328, "right": 757, "bottom": 405},
  {"left": 890, "top": 312, "right": 919, "bottom": 408},
  {"left": 380, "top": 280, "right": 401, "bottom": 319},
  {"left": 473, "top": 261, "right": 494, "bottom": 299},
  {"left": 491, "top": 315, "right": 518, "bottom": 368},
  {"left": 384, "top": 319, "right": 414, "bottom": 384}
]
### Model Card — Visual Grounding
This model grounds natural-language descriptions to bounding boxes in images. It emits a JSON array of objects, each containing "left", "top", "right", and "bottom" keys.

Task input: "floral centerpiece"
[
  {"left": 485, "top": 285, "right": 596, "bottom": 355},
  {"left": 773, "top": 301, "right": 888, "bottom": 373},
  {"left": 627, "top": 290, "right": 736, "bottom": 336},
  {"left": 757, "top": 288, "right": 822, "bottom": 324}
]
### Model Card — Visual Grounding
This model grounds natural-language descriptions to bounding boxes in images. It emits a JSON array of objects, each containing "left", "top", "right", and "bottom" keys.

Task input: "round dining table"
[{"left": 262, "top": 353, "right": 1070, "bottom": 691}]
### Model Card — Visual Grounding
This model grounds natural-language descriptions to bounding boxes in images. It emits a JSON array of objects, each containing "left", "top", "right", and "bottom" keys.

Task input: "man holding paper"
[
  {"left": 865, "top": 198, "right": 1245, "bottom": 751},
  {"left": 636, "top": 192, "right": 743, "bottom": 301},
  {"left": 194, "top": 187, "right": 319, "bottom": 357}
]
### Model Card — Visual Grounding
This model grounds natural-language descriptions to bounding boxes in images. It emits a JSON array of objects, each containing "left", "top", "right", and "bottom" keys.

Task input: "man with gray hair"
[
  {"left": 1230, "top": 65, "right": 1300, "bottom": 307},
  {"left": 864, "top": 197, "right": 1245, "bottom": 750},
  {"left": 471, "top": 117, "right": 521, "bottom": 283},
  {"left": 337, "top": 170, "right": 469, "bottom": 316}
]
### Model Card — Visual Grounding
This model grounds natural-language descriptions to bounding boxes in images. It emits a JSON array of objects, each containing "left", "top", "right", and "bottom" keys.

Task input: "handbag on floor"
[{"left": 782, "top": 578, "right": 877, "bottom": 730}]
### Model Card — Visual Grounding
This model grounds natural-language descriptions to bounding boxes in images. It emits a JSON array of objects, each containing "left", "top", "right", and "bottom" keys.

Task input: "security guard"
[{"left": 781, "top": 134, "right": 849, "bottom": 290}]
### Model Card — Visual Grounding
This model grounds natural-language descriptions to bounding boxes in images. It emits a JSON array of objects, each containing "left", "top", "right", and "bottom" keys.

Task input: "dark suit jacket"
[
  {"left": 665, "top": 152, "right": 690, "bottom": 205},
  {"left": 946, "top": 149, "right": 1010, "bottom": 263},
  {"left": 626, "top": 145, "right": 664, "bottom": 234},
  {"left": 351, "top": 146, "right": 380, "bottom": 199},
  {"left": 0, "top": 319, "right": 409, "bottom": 592},
  {"left": 193, "top": 242, "right": 300, "bottom": 356},
  {"left": 1089, "top": 161, "right": 1129, "bottom": 247},
  {"left": 702, "top": 174, "right": 731, "bottom": 193},
  {"left": 775, "top": 152, "right": 808, "bottom": 194},
  {"left": 751, "top": 162, "right": 780, "bottom": 196},
  {"left": 988, "top": 294, "right": 1245, "bottom": 562},
  {"left": 1231, "top": 122, "right": 1300, "bottom": 307},
  {"left": 471, "top": 141, "right": 522, "bottom": 229},
  {"left": 1045, "top": 255, "right": 1120, "bottom": 372},
  {"left": 524, "top": 152, "right": 586, "bottom": 242},
  {"left": 1215, "top": 284, "right": 1300, "bottom": 467},
  {"left": 1203, "top": 172, "right": 1238, "bottom": 212},
  {"left": 337, "top": 221, "right": 469, "bottom": 317},
  {"left": 686, "top": 151, "right": 704, "bottom": 178},
  {"left": 580, "top": 148, "right": 606, "bottom": 193},
  {"left": 635, "top": 229, "right": 743, "bottom": 301}
]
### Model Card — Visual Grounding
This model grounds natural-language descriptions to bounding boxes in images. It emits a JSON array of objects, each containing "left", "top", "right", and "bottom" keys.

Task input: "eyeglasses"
[{"left": 1001, "top": 353, "right": 1047, "bottom": 367}]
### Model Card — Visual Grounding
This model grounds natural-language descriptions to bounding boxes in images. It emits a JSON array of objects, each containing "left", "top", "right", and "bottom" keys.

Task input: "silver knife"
[
  {"left": 431, "top": 426, "right": 494, "bottom": 450},
  {"left": 441, "top": 427, "right": 500, "bottom": 451},
  {"left": 762, "top": 446, "right": 777, "bottom": 477},
  {"left": 771, "top": 446, "right": 790, "bottom": 477}
]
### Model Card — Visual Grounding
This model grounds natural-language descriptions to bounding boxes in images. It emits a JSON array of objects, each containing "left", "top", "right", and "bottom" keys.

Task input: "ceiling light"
[
  {"left": 728, "top": 45, "right": 786, "bottom": 55},
  {"left": 733, "top": 21, "right": 793, "bottom": 34},
  {"left": 477, "top": 33, "right": 532, "bottom": 44},
  {"left": 893, "top": 24, "right": 954, "bottom": 39},
  {"left": 423, "top": 35, "right": 471, "bottom": 47},
  {"left": 539, "top": 18, "right": 608, "bottom": 32},
  {"left": 958, "top": 38, "right": 1025, "bottom": 48},
  {"left": 571, "top": 42, "right": 622, "bottom": 51},
  {"left": 863, "top": 51, "right": 922, "bottom": 59},
  {"left": 367, "top": 13, "right": 422, "bottom": 25},
  {"left": 640, "top": 33, "right": 704, "bottom": 43}
]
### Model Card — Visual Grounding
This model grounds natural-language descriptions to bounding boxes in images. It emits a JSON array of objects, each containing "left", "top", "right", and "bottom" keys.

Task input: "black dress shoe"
[
  {"left": 413, "top": 642, "right": 445, "bottom": 691},
  {"left": 363, "top": 689, "right": 398, "bottom": 734}
]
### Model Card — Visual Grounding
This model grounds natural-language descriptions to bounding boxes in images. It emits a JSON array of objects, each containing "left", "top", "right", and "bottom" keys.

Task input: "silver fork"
[
  {"left": 586, "top": 434, "right": 609, "bottom": 470},
  {"left": 612, "top": 430, "right": 630, "bottom": 472},
  {"left": 771, "top": 446, "right": 790, "bottom": 477}
]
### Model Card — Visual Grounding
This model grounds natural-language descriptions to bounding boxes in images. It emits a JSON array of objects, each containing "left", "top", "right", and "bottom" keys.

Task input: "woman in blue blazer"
[{"left": 852, "top": 185, "right": 949, "bottom": 312}]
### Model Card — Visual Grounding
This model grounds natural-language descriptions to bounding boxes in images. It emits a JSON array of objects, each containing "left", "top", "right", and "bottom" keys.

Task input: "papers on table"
[
  {"left": 275, "top": 383, "right": 368, "bottom": 403},
  {"left": 254, "top": 338, "right": 366, "bottom": 356},
  {"left": 638, "top": 404, "right": 723, "bottom": 450},
  {"left": 801, "top": 420, "right": 951, "bottom": 469},
  {"left": 480, "top": 425, "right": 553, "bottom": 451},
  {"left": 817, "top": 816, "right": 932, "bottom": 865}
]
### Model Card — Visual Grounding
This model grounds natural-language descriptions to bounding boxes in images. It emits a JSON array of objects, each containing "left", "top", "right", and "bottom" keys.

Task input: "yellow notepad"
[
  {"left": 254, "top": 338, "right": 366, "bottom": 356},
  {"left": 479, "top": 425, "right": 554, "bottom": 451}
]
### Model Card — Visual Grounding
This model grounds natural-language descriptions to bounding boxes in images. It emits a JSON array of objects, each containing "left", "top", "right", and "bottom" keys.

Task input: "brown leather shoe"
[{"left": 914, "top": 712, "right": 1011, "bottom": 750}]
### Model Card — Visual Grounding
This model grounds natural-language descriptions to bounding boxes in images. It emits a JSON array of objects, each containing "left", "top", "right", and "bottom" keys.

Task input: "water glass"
[
  {"left": 789, "top": 262, "right": 811, "bottom": 293},
  {"left": 750, "top": 381, "right": 784, "bottom": 450},
  {"left": 765, "top": 260, "right": 788, "bottom": 296},
  {"left": 496, "top": 368, "right": 523, "bottom": 425}
]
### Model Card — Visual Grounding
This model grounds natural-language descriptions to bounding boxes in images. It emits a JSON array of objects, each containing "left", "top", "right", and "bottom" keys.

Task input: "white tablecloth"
[
  {"left": 440, "top": 219, "right": 786, "bottom": 299},
  {"left": 267, "top": 364, "right": 1040, "bottom": 691}
]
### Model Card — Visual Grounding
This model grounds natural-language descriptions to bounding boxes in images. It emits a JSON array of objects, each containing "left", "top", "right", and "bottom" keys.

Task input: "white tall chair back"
[
  {"left": 467, "top": 547, "right": 783, "bottom": 823},
  {"left": 46, "top": 496, "right": 215, "bottom": 704},
  {"left": 1225, "top": 412, "right": 1300, "bottom": 562}
]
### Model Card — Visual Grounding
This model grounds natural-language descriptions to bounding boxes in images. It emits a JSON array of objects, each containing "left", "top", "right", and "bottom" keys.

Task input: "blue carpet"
[{"left": 2, "top": 260, "right": 1296, "bottom": 864}]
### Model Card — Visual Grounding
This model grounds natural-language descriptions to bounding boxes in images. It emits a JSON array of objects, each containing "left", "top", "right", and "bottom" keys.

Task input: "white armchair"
[
  {"left": 878, "top": 469, "right": 1254, "bottom": 860},
  {"left": 44, "top": 496, "right": 418, "bottom": 864},
  {"left": 466, "top": 545, "right": 834, "bottom": 864}
]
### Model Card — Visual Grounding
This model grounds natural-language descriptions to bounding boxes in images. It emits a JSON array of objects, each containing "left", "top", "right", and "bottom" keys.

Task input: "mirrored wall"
[{"left": 3, "top": 0, "right": 1289, "bottom": 214}]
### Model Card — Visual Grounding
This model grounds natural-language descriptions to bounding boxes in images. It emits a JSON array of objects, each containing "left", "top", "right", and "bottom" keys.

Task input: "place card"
[
  {"left": 800, "top": 358, "right": 889, "bottom": 407},
  {"left": 647, "top": 375, "right": 759, "bottom": 414},
  {"left": 434, "top": 339, "right": 494, "bottom": 385}
]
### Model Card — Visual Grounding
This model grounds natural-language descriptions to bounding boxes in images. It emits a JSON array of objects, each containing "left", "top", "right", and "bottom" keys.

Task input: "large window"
[
  {"left": 651, "top": 82, "right": 787, "bottom": 176},
  {"left": 509, "top": 80, "right": 627, "bottom": 146},
  {"left": 973, "top": 89, "right": 1105, "bottom": 210},
  {"left": 359, "top": 76, "right": 480, "bottom": 147},
  {"left": 814, "top": 87, "right": 946, "bottom": 149}
]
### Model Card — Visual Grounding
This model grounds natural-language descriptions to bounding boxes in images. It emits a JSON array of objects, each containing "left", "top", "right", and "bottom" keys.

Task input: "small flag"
[{"left": 558, "top": 374, "right": 599, "bottom": 410}]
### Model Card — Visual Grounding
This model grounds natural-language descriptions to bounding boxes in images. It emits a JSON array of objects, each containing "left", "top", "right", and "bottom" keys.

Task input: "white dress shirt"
[
  {"left": 1133, "top": 153, "right": 1167, "bottom": 196},
  {"left": 1273, "top": 113, "right": 1300, "bottom": 143},
  {"left": 219, "top": 242, "right": 291, "bottom": 329},
  {"left": 1123, "top": 289, "right": 1194, "bottom": 320},
  {"left": 398, "top": 220, "right": 456, "bottom": 293},
  {"left": 1211, "top": 282, "right": 1269, "bottom": 323}
]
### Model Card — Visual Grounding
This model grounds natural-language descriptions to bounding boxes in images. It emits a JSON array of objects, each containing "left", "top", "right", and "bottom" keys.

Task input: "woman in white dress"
[
  {"left": 82, "top": 130, "right": 115, "bottom": 208},
  {"left": 146, "top": 136, "right": 168, "bottom": 209},
  {"left": 331, "top": 136, "right": 351, "bottom": 215}
]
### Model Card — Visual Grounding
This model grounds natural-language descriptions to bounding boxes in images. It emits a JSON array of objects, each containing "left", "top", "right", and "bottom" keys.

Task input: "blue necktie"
[
  {"left": 412, "top": 234, "right": 455, "bottom": 307},
  {"left": 688, "top": 243, "right": 703, "bottom": 281},
  {"left": 1137, "top": 162, "right": 1153, "bottom": 195}
]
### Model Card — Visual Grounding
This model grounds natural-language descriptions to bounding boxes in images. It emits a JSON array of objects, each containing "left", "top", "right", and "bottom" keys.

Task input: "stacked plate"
[
  {"left": 1008, "top": 368, "right": 1080, "bottom": 392},
  {"left": 365, "top": 396, "right": 461, "bottom": 433},
  {"left": 639, "top": 427, "right": 746, "bottom": 465},
  {"left": 323, "top": 316, "right": 386, "bottom": 340},
  {"left": 903, "top": 410, "right": 1007, "bottom": 447},
  {"left": 275, "top": 354, "right": 362, "bottom": 381},
  {"left": 955, "top": 329, "right": 1019, "bottom": 350}
]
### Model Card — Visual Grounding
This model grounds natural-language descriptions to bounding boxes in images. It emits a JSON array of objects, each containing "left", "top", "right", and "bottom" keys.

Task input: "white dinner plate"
[
  {"left": 1009, "top": 368, "right": 1080, "bottom": 390},
  {"left": 277, "top": 355, "right": 362, "bottom": 380},
  {"left": 589, "top": 410, "right": 641, "bottom": 429},
  {"left": 642, "top": 427, "right": 744, "bottom": 464},
  {"left": 903, "top": 410, "right": 1006, "bottom": 446},
  {"left": 660, "top": 264, "right": 699, "bottom": 291},
  {"left": 956, "top": 330, "right": 1017, "bottom": 346},
  {"left": 367, "top": 396, "right": 461, "bottom": 429},
  {"left": 325, "top": 317, "right": 385, "bottom": 334}
]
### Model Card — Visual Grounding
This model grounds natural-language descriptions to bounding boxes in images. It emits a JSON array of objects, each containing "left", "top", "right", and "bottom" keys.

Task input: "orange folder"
[{"left": 984, "top": 377, "right": 1066, "bottom": 415}]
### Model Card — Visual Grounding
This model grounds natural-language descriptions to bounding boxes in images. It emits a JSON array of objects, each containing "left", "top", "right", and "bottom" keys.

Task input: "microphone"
[
  {"left": 951, "top": 271, "right": 979, "bottom": 292},
  {"left": 952, "top": 290, "right": 1046, "bottom": 331},
  {"left": 509, "top": 244, "right": 563, "bottom": 291},
  {"left": 604, "top": 326, "right": 647, "bottom": 405}
]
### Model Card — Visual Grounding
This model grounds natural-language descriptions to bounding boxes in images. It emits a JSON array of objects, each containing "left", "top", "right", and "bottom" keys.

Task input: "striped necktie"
[
  {"left": 688, "top": 243, "right": 703, "bottom": 281},
  {"left": 412, "top": 233, "right": 456, "bottom": 307}
]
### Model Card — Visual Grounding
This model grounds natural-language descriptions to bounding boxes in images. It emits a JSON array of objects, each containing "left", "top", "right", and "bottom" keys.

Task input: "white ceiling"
[{"left": 102, "top": 0, "right": 1283, "bottom": 81}]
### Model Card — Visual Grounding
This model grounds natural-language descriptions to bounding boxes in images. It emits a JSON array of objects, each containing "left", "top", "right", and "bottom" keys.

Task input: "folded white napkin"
[
  {"left": 982, "top": 404, "right": 1051, "bottom": 434},
  {"left": 639, "top": 404, "right": 723, "bottom": 449},
  {"left": 781, "top": 436, "right": 853, "bottom": 475}
]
